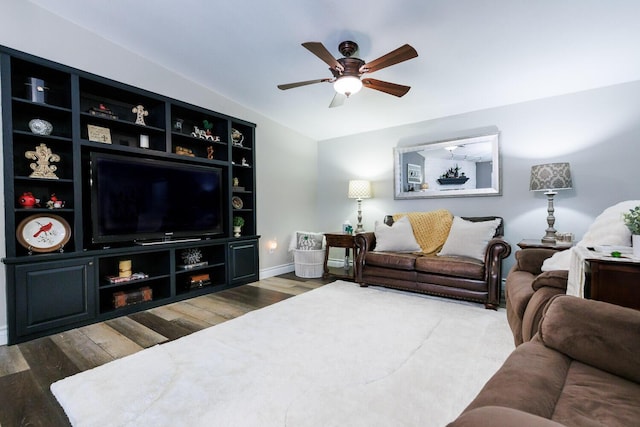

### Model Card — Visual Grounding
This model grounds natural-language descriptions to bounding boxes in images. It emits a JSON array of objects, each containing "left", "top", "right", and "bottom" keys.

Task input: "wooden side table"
[
  {"left": 517, "top": 239, "right": 573, "bottom": 251},
  {"left": 323, "top": 232, "right": 356, "bottom": 281},
  {"left": 587, "top": 258, "right": 640, "bottom": 310}
]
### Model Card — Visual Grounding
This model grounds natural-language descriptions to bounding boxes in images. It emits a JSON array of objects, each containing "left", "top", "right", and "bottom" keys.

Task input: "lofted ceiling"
[{"left": 28, "top": 0, "right": 640, "bottom": 141}]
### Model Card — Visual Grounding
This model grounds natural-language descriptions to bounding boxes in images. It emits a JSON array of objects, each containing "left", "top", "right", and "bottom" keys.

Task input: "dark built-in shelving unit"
[{"left": 1, "top": 46, "right": 259, "bottom": 344}]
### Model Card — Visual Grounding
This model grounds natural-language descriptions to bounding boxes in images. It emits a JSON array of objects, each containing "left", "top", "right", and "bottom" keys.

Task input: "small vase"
[
  {"left": 233, "top": 226, "right": 242, "bottom": 238},
  {"left": 633, "top": 235, "right": 640, "bottom": 258}
]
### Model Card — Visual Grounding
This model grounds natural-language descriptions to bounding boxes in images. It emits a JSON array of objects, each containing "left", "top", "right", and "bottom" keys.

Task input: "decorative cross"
[
  {"left": 132, "top": 104, "right": 148, "bottom": 125},
  {"left": 25, "top": 143, "right": 60, "bottom": 179}
]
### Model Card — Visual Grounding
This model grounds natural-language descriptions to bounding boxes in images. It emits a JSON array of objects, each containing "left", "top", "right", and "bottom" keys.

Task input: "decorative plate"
[
  {"left": 28, "top": 118, "right": 53, "bottom": 135},
  {"left": 16, "top": 214, "right": 71, "bottom": 253},
  {"left": 231, "top": 196, "right": 243, "bottom": 209}
]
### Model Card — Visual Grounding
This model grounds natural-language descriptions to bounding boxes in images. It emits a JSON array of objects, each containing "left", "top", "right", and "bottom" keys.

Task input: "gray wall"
[{"left": 317, "top": 80, "right": 640, "bottom": 274}]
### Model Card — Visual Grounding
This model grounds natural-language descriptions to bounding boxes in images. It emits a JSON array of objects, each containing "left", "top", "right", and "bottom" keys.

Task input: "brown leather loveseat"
[
  {"left": 448, "top": 295, "right": 640, "bottom": 426},
  {"left": 354, "top": 213, "right": 511, "bottom": 309}
]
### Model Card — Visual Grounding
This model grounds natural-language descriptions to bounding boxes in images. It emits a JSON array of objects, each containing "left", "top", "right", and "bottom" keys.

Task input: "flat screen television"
[{"left": 90, "top": 152, "right": 224, "bottom": 245}]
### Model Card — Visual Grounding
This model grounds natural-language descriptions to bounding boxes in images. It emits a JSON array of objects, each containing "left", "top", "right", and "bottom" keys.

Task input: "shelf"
[
  {"left": 437, "top": 177, "right": 470, "bottom": 185},
  {"left": 100, "top": 274, "right": 170, "bottom": 289}
]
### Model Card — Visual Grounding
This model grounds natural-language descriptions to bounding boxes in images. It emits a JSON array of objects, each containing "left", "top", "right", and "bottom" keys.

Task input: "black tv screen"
[{"left": 90, "top": 152, "right": 224, "bottom": 244}]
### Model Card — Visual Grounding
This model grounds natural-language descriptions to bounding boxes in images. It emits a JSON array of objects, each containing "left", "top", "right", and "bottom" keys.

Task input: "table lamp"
[
  {"left": 348, "top": 180, "right": 372, "bottom": 233},
  {"left": 529, "top": 162, "right": 572, "bottom": 243}
]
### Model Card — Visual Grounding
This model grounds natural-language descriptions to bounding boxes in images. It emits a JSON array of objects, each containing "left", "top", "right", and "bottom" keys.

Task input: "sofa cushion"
[
  {"left": 438, "top": 216, "right": 501, "bottom": 261},
  {"left": 415, "top": 255, "right": 484, "bottom": 280},
  {"left": 540, "top": 296, "right": 640, "bottom": 384},
  {"left": 364, "top": 251, "right": 419, "bottom": 271},
  {"left": 392, "top": 209, "right": 453, "bottom": 255},
  {"left": 552, "top": 361, "right": 640, "bottom": 427},
  {"left": 373, "top": 215, "right": 421, "bottom": 252}
]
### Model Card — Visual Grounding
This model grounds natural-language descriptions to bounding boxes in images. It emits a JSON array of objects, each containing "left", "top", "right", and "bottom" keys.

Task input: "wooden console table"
[
  {"left": 587, "top": 258, "right": 640, "bottom": 310},
  {"left": 323, "top": 233, "right": 356, "bottom": 281}
]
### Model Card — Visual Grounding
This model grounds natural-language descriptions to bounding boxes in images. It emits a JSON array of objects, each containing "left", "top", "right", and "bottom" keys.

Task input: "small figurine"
[
  {"left": 46, "top": 193, "right": 65, "bottom": 209},
  {"left": 207, "top": 146, "right": 214, "bottom": 160},
  {"left": 241, "top": 157, "right": 249, "bottom": 166},
  {"left": 25, "top": 143, "right": 60, "bottom": 179},
  {"left": 173, "top": 118, "right": 184, "bottom": 133},
  {"left": 233, "top": 177, "right": 239, "bottom": 187},
  {"left": 132, "top": 104, "right": 148, "bottom": 126},
  {"left": 18, "top": 192, "right": 38, "bottom": 208}
]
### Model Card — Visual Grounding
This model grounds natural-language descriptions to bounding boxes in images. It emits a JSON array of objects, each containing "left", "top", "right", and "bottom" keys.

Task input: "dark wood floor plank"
[
  {"left": 163, "top": 300, "right": 229, "bottom": 326},
  {"left": 170, "top": 317, "right": 209, "bottom": 334},
  {"left": 0, "top": 370, "right": 69, "bottom": 427},
  {"left": 78, "top": 323, "right": 144, "bottom": 359},
  {"left": 106, "top": 316, "right": 168, "bottom": 349},
  {"left": 0, "top": 344, "right": 29, "bottom": 376},
  {"left": 217, "top": 285, "right": 292, "bottom": 308},
  {"left": 50, "top": 329, "right": 115, "bottom": 372},
  {"left": 19, "top": 337, "right": 80, "bottom": 388},
  {"left": 128, "top": 311, "right": 193, "bottom": 341},
  {"left": 195, "top": 294, "right": 255, "bottom": 318}
]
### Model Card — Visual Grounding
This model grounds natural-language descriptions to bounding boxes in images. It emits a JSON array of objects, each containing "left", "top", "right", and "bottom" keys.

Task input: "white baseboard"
[
  {"left": 259, "top": 262, "right": 294, "bottom": 280},
  {"left": 0, "top": 325, "right": 7, "bottom": 346},
  {"left": 258, "top": 257, "right": 348, "bottom": 281}
]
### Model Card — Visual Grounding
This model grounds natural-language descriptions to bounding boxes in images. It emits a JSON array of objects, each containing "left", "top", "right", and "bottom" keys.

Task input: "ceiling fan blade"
[
  {"left": 302, "top": 42, "right": 342, "bottom": 71},
  {"left": 277, "top": 78, "right": 331, "bottom": 90},
  {"left": 362, "top": 78, "right": 411, "bottom": 97},
  {"left": 329, "top": 92, "right": 347, "bottom": 108},
  {"left": 361, "top": 44, "right": 418, "bottom": 74}
]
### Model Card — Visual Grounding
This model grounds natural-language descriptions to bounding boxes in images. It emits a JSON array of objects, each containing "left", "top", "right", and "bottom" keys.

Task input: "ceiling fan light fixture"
[{"left": 333, "top": 76, "right": 363, "bottom": 97}]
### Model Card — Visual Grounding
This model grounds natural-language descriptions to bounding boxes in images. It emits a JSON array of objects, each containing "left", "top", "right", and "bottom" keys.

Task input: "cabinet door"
[
  {"left": 228, "top": 240, "right": 259, "bottom": 285},
  {"left": 14, "top": 257, "right": 96, "bottom": 338}
]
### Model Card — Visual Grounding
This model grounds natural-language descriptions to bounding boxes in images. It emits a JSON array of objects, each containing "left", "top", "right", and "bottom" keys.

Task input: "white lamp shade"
[
  {"left": 334, "top": 76, "right": 363, "bottom": 96},
  {"left": 530, "top": 163, "right": 572, "bottom": 191},
  {"left": 348, "top": 180, "right": 372, "bottom": 199}
]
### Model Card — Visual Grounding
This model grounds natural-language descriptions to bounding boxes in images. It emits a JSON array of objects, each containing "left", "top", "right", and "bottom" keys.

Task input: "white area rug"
[{"left": 51, "top": 281, "right": 514, "bottom": 427}]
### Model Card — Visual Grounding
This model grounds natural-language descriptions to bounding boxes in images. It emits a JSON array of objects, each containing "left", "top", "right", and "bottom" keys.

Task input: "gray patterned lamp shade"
[
  {"left": 348, "top": 180, "right": 372, "bottom": 199},
  {"left": 529, "top": 163, "right": 572, "bottom": 192}
]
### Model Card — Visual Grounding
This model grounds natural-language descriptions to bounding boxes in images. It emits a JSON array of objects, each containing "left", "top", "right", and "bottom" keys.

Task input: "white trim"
[
  {"left": 258, "top": 257, "right": 349, "bottom": 279},
  {"left": 259, "top": 262, "right": 294, "bottom": 280},
  {"left": 0, "top": 326, "right": 7, "bottom": 346}
]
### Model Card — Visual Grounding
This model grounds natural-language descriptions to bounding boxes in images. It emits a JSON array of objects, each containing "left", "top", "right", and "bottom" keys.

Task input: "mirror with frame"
[{"left": 394, "top": 133, "right": 501, "bottom": 199}]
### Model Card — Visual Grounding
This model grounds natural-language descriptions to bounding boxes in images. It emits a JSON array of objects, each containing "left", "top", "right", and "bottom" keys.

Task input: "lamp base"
[
  {"left": 541, "top": 234, "right": 557, "bottom": 244},
  {"left": 541, "top": 190, "right": 558, "bottom": 244}
]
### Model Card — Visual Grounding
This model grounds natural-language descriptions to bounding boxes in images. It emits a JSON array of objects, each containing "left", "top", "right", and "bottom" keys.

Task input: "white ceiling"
[{"left": 28, "top": 0, "right": 640, "bottom": 141}]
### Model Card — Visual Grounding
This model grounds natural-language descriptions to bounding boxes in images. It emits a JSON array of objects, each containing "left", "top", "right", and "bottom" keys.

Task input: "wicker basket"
[{"left": 293, "top": 249, "right": 325, "bottom": 278}]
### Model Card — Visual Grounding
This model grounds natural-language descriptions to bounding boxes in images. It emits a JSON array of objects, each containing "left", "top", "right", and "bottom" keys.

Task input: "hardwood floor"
[{"left": 0, "top": 273, "right": 331, "bottom": 427}]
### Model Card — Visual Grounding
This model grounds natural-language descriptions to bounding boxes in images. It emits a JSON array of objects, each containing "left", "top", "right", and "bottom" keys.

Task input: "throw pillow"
[
  {"left": 373, "top": 215, "right": 421, "bottom": 252},
  {"left": 392, "top": 210, "right": 453, "bottom": 255},
  {"left": 438, "top": 216, "right": 501, "bottom": 261},
  {"left": 296, "top": 232, "right": 324, "bottom": 250}
]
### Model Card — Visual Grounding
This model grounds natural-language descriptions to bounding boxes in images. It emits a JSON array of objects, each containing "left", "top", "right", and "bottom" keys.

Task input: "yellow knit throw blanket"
[{"left": 393, "top": 210, "right": 453, "bottom": 255}]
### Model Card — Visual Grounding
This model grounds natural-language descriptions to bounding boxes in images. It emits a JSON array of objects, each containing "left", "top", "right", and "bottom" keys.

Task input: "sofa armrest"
[
  {"left": 448, "top": 406, "right": 566, "bottom": 427},
  {"left": 540, "top": 295, "right": 640, "bottom": 383},
  {"left": 354, "top": 232, "right": 376, "bottom": 283},
  {"left": 514, "top": 248, "right": 559, "bottom": 275},
  {"left": 483, "top": 237, "right": 512, "bottom": 308},
  {"left": 531, "top": 270, "right": 568, "bottom": 291}
]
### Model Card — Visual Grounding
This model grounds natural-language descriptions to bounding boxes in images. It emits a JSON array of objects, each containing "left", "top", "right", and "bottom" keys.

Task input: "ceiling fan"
[{"left": 277, "top": 40, "right": 418, "bottom": 108}]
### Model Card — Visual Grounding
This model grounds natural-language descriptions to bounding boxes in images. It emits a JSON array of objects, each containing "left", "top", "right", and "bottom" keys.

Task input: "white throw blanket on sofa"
[{"left": 541, "top": 200, "right": 639, "bottom": 297}]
